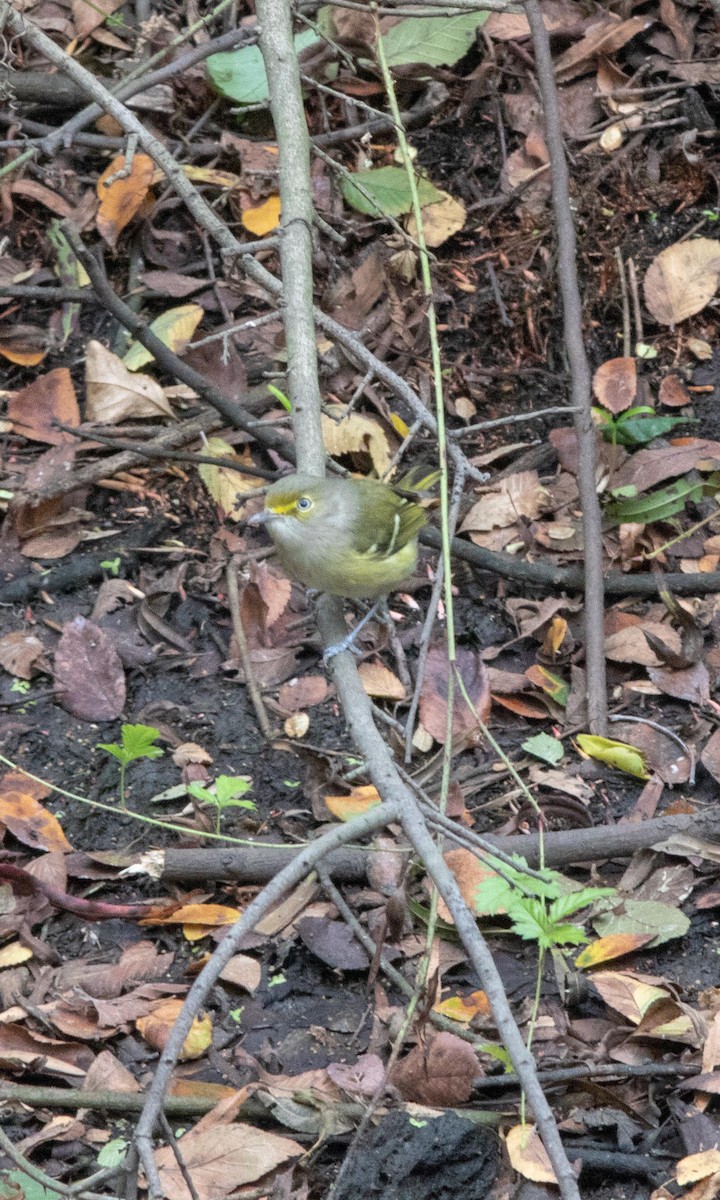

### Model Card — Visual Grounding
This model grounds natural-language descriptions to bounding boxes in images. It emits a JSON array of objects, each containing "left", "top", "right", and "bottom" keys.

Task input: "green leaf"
[
  {"left": 207, "top": 30, "right": 319, "bottom": 104},
  {"left": 340, "top": 166, "right": 443, "bottom": 217},
  {"left": 97, "top": 1139, "right": 128, "bottom": 1168},
  {"left": 592, "top": 897, "right": 690, "bottom": 948},
  {"left": 98, "top": 724, "right": 164, "bottom": 766},
  {"left": 380, "top": 12, "right": 489, "bottom": 68},
  {"left": 215, "top": 775, "right": 252, "bottom": 805},
  {"left": 576, "top": 733, "right": 648, "bottom": 779},
  {"left": 605, "top": 413, "right": 692, "bottom": 446},
  {"left": 522, "top": 732, "right": 564, "bottom": 766},
  {"left": 0, "top": 1171, "right": 61, "bottom": 1200},
  {"left": 604, "top": 477, "right": 703, "bottom": 524}
]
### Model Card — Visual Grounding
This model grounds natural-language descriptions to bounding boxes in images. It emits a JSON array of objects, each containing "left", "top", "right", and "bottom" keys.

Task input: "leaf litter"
[{"left": 3, "top": 0, "right": 720, "bottom": 1196}]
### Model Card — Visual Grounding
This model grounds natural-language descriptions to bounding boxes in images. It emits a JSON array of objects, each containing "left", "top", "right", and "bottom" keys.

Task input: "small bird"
[{"left": 248, "top": 470, "right": 437, "bottom": 660}]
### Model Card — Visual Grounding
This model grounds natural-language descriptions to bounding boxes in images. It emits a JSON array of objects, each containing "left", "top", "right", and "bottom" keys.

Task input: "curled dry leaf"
[
  {"left": 0, "top": 631, "right": 47, "bottom": 679},
  {"left": 198, "top": 437, "right": 264, "bottom": 520},
  {"left": 659, "top": 374, "right": 692, "bottom": 407},
  {"left": 643, "top": 237, "right": 720, "bottom": 327},
  {"left": 357, "top": 661, "right": 406, "bottom": 700},
  {"left": 172, "top": 743, "right": 213, "bottom": 768},
  {"left": 321, "top": 405, "right": 392, "bottom": 476},
  {"left": 154, "top": 1123, "right": 303, "bottom": 1200},
  {"left": 284, "top": 711, "right": 310, "bottom": 738},
  {"left": 137, "top": 998, "right": 212, "bottom": 1061},
  {"left": 406, "top": 190, "right": 466, "bottom": 248},
  {"left": 85, "top": 339, "right": 172, "bottom": 424},
  {"left": 0, "top": 771, "right": 72, "bottom": 853}
]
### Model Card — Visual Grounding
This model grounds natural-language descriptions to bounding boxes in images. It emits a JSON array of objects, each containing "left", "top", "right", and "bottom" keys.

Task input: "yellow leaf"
[
  {"left": 0, "top": 941, "right": 33, "bottom": 968},
  {"left": 197, "top": 437, "right": 264, "bottom": 520},
  {"left": 433, "top": 990, "right": 490, "bottom": 1023},
  {"left": 137, "top": 999, "right": 212, "bottom": 1061},
  {"left": 576, "top": 734, "right": 648, "bottom": 779},
  {"left": 321, "top": 405, "right": 393, "bottom": 476},
  {"left": 123, "top": 304, "right": 204, "bottom": 371},
  {"left": 407, "top": 189, "right": 466, "bottom": 248},
  {"left": 242, "top": 194, "right": 281, "bottom": 236}
]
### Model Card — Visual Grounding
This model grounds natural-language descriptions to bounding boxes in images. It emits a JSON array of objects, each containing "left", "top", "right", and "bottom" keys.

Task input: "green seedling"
[
  {"left": 97, "top": 724, "right": 164, "bottom": 810},
  {"left": 186, "top": 775, "right": 254, "bottom": 834},
  {"left": 593, "top": 404, "right": 691, "bottom": 447}
]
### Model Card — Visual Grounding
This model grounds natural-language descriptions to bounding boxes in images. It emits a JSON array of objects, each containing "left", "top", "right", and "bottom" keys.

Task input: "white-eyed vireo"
[{"left": 249, "top": 470, "right": 438, "bottom": 658}]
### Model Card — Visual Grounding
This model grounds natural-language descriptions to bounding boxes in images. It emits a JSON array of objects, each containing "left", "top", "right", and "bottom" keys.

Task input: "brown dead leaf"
[
  {"left": 659, "top": 374, "right": 692, "bottom": 407},
  {"left": 390, "top": 1030, "right": 481, "bottom": 1106},
  {"left": 435, "top": 848, "right": 500, "bottom": 924},
  {"left": 154, "top": 1122, "right": 302, "bottom": 1200},
  {"left": 0, "top": 631, "right": 47, "bottom": 679},
  {"left": 407, "top": 191, "right": 465, "bottom": 248},
  {"left": 647, "top": 661, "right": 711, "bottom": 707},
  {"left": 604, "top": 622, "right": 682, "bottom": 667},
  {"left": 8, "top": 368, "right": 80, "bottom": 445},
  {"left": 96, "top": 153, "right": 155, "bottom": 248},
  {"left": 593, "top": 357, "right": 637, "bottom": 414},
  {"left": 611, "top": 439, "right": 720, "bottom": 494},
  {"left": 461, "top": 471, "right": 549, "bottom": 533},
  {"left": 85, "top": 340, "right": 172, "bottom": 423},
  {"left": 54, "top": 617, "right": 126, "bottom": 722},
  {"left": 84, "top": 1049, "right": 140, "bottom": 1093},
  {"left": 644, "top": 238, "right": 720, "bottom": 327},
  {"left": 219, "top": 954, "right": 262, "bottom": 994},
  {"left": 554, "top": 15, "right": 651, "bottom": 83},
  {"left": 419, "top": 644, "right": 490, "bottom": 745},
  {"left": 277, "top": 675, "right": 328, "bottom": 713},
  {"left": 701, "top": 729, "right": 720, "bottom": 785}
]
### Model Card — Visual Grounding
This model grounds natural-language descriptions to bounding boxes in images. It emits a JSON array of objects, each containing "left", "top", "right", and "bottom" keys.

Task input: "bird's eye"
[{"left": 296, "top": 496, "right": 312, "bottom": 512}]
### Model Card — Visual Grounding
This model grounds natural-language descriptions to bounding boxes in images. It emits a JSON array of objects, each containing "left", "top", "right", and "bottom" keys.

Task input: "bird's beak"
[{"left": 247, "top": 508, "right": 272, "bottom": 527}]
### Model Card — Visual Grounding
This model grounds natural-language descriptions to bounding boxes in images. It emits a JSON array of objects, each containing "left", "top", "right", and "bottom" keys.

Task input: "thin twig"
[
  {"left": 225, "top": 557, "right": 274, "bottom": 740},
  {"left": 524, "top": 0, "right": 607, "bottom": 736},
  {"left": 627, "top": 257, "right": 644, "bottom": 347},
  {"left": 615, "top": 248, "right": 631, "bottom": 359}
]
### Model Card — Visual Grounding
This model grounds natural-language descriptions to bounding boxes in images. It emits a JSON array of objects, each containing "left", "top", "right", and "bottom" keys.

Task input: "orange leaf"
[
  {"left": 0, "top": 773, "right": 72, "bottom": 852},
  {"left": 96, "top": 153, "right": 155, "bottom": 248},
  {"left": 574, "top": 932, "right": 654, "bottom": 968},
  {"left": 325, "top": 786, "right": 381, "bottom": 821},
  {"left": 140, "top": 903, "right": 241, "bottom": 927}
]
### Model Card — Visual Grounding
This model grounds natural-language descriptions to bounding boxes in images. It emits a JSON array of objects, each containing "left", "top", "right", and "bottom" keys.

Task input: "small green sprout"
[
  {"left": 97, "top": 724, "right": 164, "bottom": 810},
  {"left": 100, "top": 557, "right": 121, "bottom": 576},
  {"left": 186, "top": 775, "right": 255, "bottom": 834}
]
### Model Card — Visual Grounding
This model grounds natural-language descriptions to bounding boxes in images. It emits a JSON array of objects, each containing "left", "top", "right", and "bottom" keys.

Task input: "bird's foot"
[{"left": 322, "top": 599, "right": 383, "bottom": 666}]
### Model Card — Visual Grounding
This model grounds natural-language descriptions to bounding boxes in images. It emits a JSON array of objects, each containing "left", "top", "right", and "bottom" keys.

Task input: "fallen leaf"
[
  {"left": 592, "top": 357, "right": 637, "bottom": 414},
  {"left": 96, "top": 153, "right": 155, "bottom": 248},
  {"left": 154, "top": 1123, "right": 302, "bottom": 1200},
  {"left": 242, "top": 194, "right": 281, "bottom": 235},
  {"left": 407, "top": 190, "right": 466, "bottom": 247},
  {"left": 0, "top": 773, "right": 72, "bottom": 852},
  {"left": 8, "top": 368, "right": 80, "bottom": 445},
  {"left": 219, "top": 954, "right": 262, "bottom": 994},
  {"left": 321, "top": 405, "right": 393, "bottom": 475},
  {"left": 358, "top": 661, "right": 406, "bottom": 700},
  {"left": 137, "top": 999, "right": 212, "bottom": 1061},
  {"left": 54, "top": 617, "right": 126, "bottom": 722},
  {"left": 419, "top": 644, "right": 490, "bottom": 745},
  {"left": 505, "top": 1124, "right": 558, "bottom": 1184},
  {"left": 123, "top": 304, "right": 204, "bottom": 371},
  {"left": 390, "top": 1030, "right": 481, "bottom": 1106},
  {"left": 644, "top": 238, "right": 720, "bottom": 327},
  {"left": 198, "top": 437, "right": 264, "bottom": 520},
  {"left": 0, "top": 631, "right": 47, "bottom": 679},
  {"left": 85, "top": 340, "right": 172, "bottom": 423}
]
